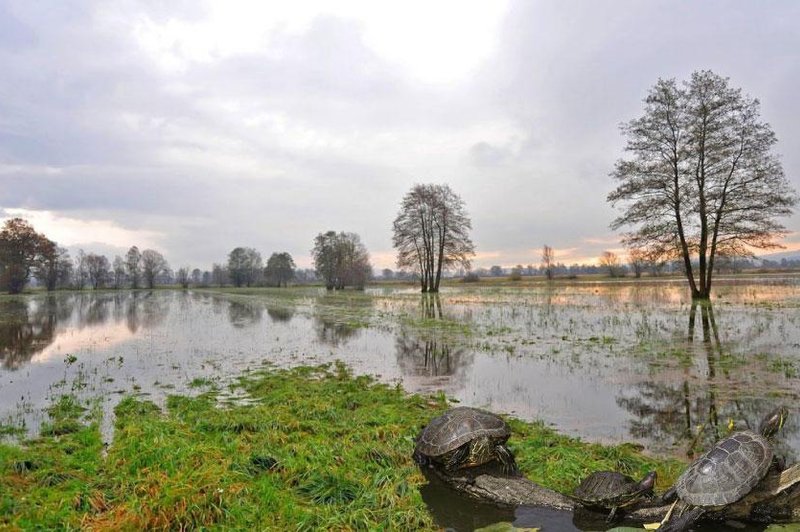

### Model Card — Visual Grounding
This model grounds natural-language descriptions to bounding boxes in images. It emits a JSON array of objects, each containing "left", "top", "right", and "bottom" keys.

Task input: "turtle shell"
[
  {"left": 676, "top": 430, "right": 772, "bottom": 507},
  {"left": 574, "top": 471, "right": 641, "bottom": 506},
  {"left": 414, "top": 407, "right": 511, "bottom": 458}
]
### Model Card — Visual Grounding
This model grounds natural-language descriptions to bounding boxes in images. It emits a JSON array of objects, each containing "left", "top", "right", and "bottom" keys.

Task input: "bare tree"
[
  {"left": 393, "top": 183, "right": 474, "bottom": 293},
  {"left": 34, "top": 238, "right": 70, "bottom": 291},
  {"left": 86, "top": 253, "right": 110, "bottom": 289},
  {"left": 228, "top": 247, "right": 262, "bottom": 287},
  {"left": 212, "top": 263, "right": 228, "bottom": 287},
  {"left": 74, "top": 249, "right": 89, "bottom": 290},
  {"left": 264, "top": 252, "right": 296, "bottom": 287},
  {"left": 112, "top": 256, "right": 126, "bottom": 289},
  {"left": 541, "top": 245, "right": 555, "bottom": 280},
  {"left": 176, "top": 266, "right": 190, "bottom": 289},
  {"left": 191, "top": 268, "right": 202, "bottom": 285},
  {"left": 312, "top": 231, "right": 371, "bottom": 290},
  {"left": 599, "top": 250, "right": 623, "bottom": 277},
  {"left": 628, "top": 248, "right": 646, "bottom": 279},
  {"left": 141, "top": 249, "right": 168, "bottom": 289},
  {"left": 609, "top": 70, "right": 798, "bottom": 299},
  {"left": 56, "top": 250, "right": 72, "bottom": 288},
  {"left": 125, "top": 246, "right": 142, "bottom": 289}
]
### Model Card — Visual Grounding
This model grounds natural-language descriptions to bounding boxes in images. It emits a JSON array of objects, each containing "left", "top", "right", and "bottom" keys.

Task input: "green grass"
[{"left": 1, "top": 363, "right": 684, "bottom": 530}]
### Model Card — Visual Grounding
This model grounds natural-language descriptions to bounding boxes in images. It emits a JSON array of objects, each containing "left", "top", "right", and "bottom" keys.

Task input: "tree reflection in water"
[
  {"left": 313, "top": 317, "right": 358, "bottom": 346},
  {"left": 267, "top": 305, "right": 295, "bottom": 323},
  {"left": 0, "top": 292, "right": 170, "bottom": 370},
  {"left": 0, "top": 299, "right": 57, "bottom": 370},
  {"left": 227, "top": 299, "right": 264, "bottom": 328},
  {"left": 618, "top": 302, "right": 797, "bottom": 459},
  {"left": 312, "top": 293, "right": 373, "bottom": 346},
  {"left": 396, "top": 294, "right": 473, "bottom": 379}
]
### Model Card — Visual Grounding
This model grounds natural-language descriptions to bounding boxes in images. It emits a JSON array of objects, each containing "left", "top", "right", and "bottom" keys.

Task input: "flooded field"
[
  {"left": 2, "top": 279, "right": 799, "bottom": 530},
  {"left": 2, "top": 278, "right": 800, "bottom": 461}
]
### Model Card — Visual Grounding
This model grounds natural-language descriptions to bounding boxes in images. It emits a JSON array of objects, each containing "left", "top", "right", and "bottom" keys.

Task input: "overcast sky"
[{"left": 1, "top": 0, "right": 798, "bottom": 270}]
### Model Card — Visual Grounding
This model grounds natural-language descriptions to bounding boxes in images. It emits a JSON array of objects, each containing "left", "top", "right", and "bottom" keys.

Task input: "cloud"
[
  {"left": 0, "top": 0, "right": 797, "bottom": 272},
  {"left": 0, "top": 208, "right": 162, "bottom": 250}
]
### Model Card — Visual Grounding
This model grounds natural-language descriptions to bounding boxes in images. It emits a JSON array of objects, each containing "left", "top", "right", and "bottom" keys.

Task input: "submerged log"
[{"left": 424, "top": 462, "right": 800, "bottom": 526}]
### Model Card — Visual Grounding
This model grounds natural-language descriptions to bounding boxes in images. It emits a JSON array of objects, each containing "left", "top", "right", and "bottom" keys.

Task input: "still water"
[{"left": 1, "top": 279, "right": 799, "bottom": 530}]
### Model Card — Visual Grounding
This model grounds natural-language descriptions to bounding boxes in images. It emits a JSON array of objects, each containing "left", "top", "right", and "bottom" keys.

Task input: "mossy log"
[{"left": 425, "top": 462, "right": 800, "bottom": 526}]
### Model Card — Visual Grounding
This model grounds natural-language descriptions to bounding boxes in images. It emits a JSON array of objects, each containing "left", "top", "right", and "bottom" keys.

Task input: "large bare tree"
[
  {"left": 393, "top": 184, "right": 474, "bottom": 293},
  {"left": 608, "top": 70, "right": 797, "bottom": 299}
]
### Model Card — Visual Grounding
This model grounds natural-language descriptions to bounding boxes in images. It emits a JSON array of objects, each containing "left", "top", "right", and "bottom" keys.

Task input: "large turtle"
[
  {"left": 660, "top": 406, "right": 788, "bottom": 532},
  {"left": 573, "top": 470, "right": 656, "bottom": 521},
  {"left": 413, "top": 407, "right": 518, "bottom": 474}
]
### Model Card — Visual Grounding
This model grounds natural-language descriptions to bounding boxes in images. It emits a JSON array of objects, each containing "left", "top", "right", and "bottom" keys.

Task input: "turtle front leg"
[
  {"left": 660, "top": 485, "right": 678, "bottom": 505},
  {"left": 495, "top": 443, "right": 519, "bottom": 475},
  {"left": 606, "top": 506, "right": 618, "bottom": 522},
  {"left": 412, "top": 448, "right": 429, "bottom": 467},
  {"left": 445, "top": 442, "right": 471, "bottom": 472},
  {"left": 659, "top": 505, "right": 705, "bottom": 532}
]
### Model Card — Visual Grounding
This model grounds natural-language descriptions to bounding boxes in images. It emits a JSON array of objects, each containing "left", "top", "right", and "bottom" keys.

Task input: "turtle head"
[
  {"left": 759, "top": 406, "right": 789, "bottom": 439},
  {"left": 638, "top": 471, "right": 657, "bottom": 492}
]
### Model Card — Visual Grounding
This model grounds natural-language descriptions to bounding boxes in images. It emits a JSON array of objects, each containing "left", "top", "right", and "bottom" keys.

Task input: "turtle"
[
  {"left": 572, "top": 470, "right": 657, "bottom": 521},
  {"left": 660, "top": 406, "right": 789, "bottom": 532},
  {"left": 413, "top": 406, "right": 518, "bottom": 474}
]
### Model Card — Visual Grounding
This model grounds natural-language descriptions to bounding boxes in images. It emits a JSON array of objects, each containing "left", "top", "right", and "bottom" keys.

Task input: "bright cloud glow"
[
  {"left": 129, "top": 0, "right": 509, "bottom": 84},
  {"left": 1, "top": 209, "right": 162, "bottom": 250}
]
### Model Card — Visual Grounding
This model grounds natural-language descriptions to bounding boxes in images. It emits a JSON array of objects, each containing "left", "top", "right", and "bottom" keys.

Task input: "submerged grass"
[{"left": 1, "top": 363, "right": 684, "bottom": 530}]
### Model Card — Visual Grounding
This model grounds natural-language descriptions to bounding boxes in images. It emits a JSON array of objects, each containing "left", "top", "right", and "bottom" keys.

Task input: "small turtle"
[
  {"left": 413, "top": 406, "right": 518, "bottom": 474},
  {"left": 660, "top": 406, "right": 788, "bottom": 532},
  {"left": 573, "top": 470, "right": 656, "bottom": 521}
]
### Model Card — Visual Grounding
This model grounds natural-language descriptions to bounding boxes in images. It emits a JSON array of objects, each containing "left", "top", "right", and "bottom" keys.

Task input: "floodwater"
[{"left": 1, "top": 278, "right": 799, "bottom": 531}]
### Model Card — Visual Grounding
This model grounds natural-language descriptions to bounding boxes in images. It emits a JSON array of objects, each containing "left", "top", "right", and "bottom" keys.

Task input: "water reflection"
[
  {"left": 396, "top": 335, "right": 471, "bottom": 378},
  {"left": 312, "top": 293, "right": 374, "bottom": 346},
  {"left": 314, "top": 317, "right": 358, "bottom": 346},
  {"left": 227, "top": 299, "right": 264, "bottom": 328},
  {"left": 0, "top": 292, "right": 169, "bottom": 369},
  {"left": 396, "top": 295, "right": 474, "bottom": 390},
  {"left": 618, "top": 302, "right": 799, "bottom": 459},
  {"left": 418, "top": 470, "right": 517, "bottom": 531},
  {"left": 421, "top": 293, "right": 443, "bottom": 319},
  {"left": 267, "top": 305, "right": 295, "bottom": 323},
  {"left": 0, "top": 299, "right": 57, "bottom": 370}
]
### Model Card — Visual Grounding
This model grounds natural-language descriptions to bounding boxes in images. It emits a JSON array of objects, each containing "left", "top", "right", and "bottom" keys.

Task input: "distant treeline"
[
  {"left": 2, "top": 216, "right": 797, "bottom": 295},
  {"left": 456, "top": 255, "right": 800, "bottom": 281},
  {"left": 0, "top": 218, "right": 388, "bottom": 293}
]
